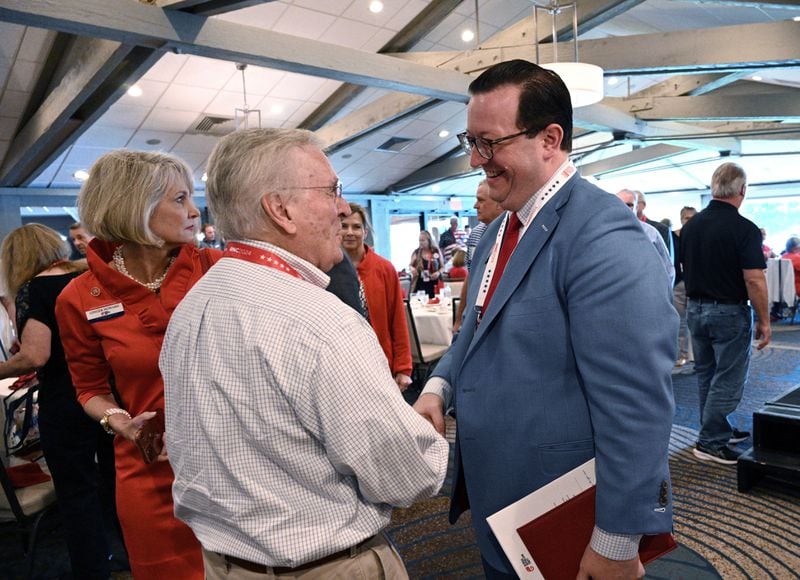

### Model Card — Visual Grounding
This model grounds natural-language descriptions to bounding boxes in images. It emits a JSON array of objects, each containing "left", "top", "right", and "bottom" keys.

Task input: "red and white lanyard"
[
  {"left": 474, "top": 161, "right": 576, "bottom": 318},
  {"left": 224, "top": 241, "right": 302, "bottom": 279}
]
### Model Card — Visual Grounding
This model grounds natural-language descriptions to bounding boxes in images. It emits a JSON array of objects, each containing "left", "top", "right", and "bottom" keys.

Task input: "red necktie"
[{"left": 483, "top": 213, "right": 522, "bottom": 312}]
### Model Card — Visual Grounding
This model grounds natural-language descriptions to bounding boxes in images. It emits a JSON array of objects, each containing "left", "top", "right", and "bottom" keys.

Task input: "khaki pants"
[{"left": 203, "top": 533, "right": 409, "bottom": 580}]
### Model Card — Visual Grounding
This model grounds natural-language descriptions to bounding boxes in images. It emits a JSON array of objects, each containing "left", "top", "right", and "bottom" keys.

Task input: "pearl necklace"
[{"left": 112, "top": 246, "right": 175, "bottom": 292}]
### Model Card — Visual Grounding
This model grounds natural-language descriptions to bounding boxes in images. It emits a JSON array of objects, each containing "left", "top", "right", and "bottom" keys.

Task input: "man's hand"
[
  {"left": 413, "top": 393, "right": 445, "bottom": 436},
  {"left": 755, "top": 319, "right": 771, "bottom": 350},
  {"left": 576, "top": 545, "right": 644, "bottom": 580}
]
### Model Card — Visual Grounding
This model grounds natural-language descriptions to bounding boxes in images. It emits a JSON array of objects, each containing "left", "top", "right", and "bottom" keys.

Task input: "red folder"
[{"left": 516, "top": 486, "right": 676, "bottom": 579}]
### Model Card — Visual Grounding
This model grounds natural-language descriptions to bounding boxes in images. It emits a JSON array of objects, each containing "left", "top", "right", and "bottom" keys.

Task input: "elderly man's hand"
[{"left": 413, "top": 393, "right": 445, "bottom": 436}]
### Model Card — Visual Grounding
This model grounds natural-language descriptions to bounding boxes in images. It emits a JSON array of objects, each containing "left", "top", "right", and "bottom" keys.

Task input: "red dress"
[{"left": 56, "top": 240, "right": 220, "bottom": 579}]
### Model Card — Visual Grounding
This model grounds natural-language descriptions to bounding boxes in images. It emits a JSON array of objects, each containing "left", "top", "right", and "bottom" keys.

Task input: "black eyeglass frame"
[{"left": 456, "top": 129, "right": 537, "bottom": 160}]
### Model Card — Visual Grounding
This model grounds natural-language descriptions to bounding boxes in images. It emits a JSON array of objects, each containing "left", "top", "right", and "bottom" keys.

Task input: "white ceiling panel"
[
  {"left": 17, "top": 27, "right": 54, "bottom": 62},
  {"left": 204, "top": 90, "right": 248, "bottom": 117},
  {"left": 319, "top": 17, "right": 380, "bottom": 50},
  {"left": 272, "top": 5, "right": 337, "bottom": 39},
  {"left": 157, "top": 83, "right": 218, "bottom": 112},
  {"left": 173, "top": 55, "right": 236, "bottom": 90},
  {"left": 74, "top": 125, "right": 135, "bottom": 148},
  {"left": 341, "top": 0, "right": 405, "bottom": 29},
  {"left": 213, "top": 2, "right": 288, "bottom": 29},
  {"left": 173, "top": 133, "right": 218, "bottom": 154},
  {"left": 141, "top": 108, "right": 203, "bottom": 133},
  {"left": 290, "top": 0, "right": 355, "bottom": 17},
  {"left": 223, "top": 65, "right": 284, "bottom": 96},
  {"left": 0, "top": 23, "right": 23, "bottom": 60},
  {"left": 391, "top": 0, "right": 434, "bottom": 32},
  {"left": 267, "top": 71, "right": 328, "bottom": 100},
  {"left": 170, "top": 150, "right": 210, "bottom": 172},
  {"left": 64, "top": 146, "right": 115, "bottom": 167},
  {"left": 95, "top": 102, "right": 150, "bottom": 129},
  {"left": 142, "top": 52, "right": 190, "bottom": 83},
  {"left": 117, "top": 79, "right": 169, "bottom": 109},
  {"left": 127, "top": 129, "right": 183, "bottom": 151}
]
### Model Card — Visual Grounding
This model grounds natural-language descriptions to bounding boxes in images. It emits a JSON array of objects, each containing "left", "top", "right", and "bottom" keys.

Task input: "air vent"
[
  {"left": 189, "top": 114, "right": 235, "bottom": 136},
  {"left": 376, "top": 136, "right": 414, "bottom": 152}
]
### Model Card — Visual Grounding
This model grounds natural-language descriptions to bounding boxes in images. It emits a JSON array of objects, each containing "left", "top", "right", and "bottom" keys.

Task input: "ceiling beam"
[
  {"left": 0, "top": 38, "right": 139, "bottom": 185},
  {"left": 577, "top": 144, "right": 691, "bottom": 177},
  {"left": 300, "top": 0, "right": 464, "bottom": 132},
  {"left": 634, "top": 72, "right": 750, "bottom": 98},
  {"left": 615, "top": 93, "right": 800, "bottom": 122},
  {"left": 395, "top": 20, "right": 800, "bottom": 76},
  {"left": 0, "top": 0, "right": 472, "bottom": 102},
  {"left": 391, "top": 155, "right": 475, "bottom": 193},
  {"left": 316, "top": 94, "right": 438, "bottom": 152}
]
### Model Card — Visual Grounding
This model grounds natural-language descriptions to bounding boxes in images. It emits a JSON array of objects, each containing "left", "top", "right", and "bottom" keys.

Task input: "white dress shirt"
[{"left": 160, "top": 239, "right": 448, "bottom": 567}]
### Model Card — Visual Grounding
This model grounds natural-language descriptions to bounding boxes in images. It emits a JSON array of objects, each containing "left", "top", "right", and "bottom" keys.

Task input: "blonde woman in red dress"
[{"left": 56, "top": 150, "right": 221, "bottom": 579}]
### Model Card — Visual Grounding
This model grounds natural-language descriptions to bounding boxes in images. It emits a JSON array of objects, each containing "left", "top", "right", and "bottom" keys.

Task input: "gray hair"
[
  {"left": 711, "top": 162, "right": 746, "bottom": 199},
  {"left": 78, "top": 150, "right": 194, "bottom": 246},
  {"left": 786, "top": 236, "right": 800, "bottom": 254},
  {"left": 205, "top": 128, "right": 323, "bottom": 240}
]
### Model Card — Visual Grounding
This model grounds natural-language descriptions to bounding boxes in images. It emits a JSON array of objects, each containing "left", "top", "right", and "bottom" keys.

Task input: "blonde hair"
[
  {"left": 205, "top": 128, "right": 323, "bottom": 240},
  {"left": 0, "top": 224, "right": 80, "bottom": 297},
  {"left": 347, "top": 202, "right": 371, "bottom": 231},
  {"left": 451, "top": 249, "right": 466, "bottom": 268},
  {"left": 78, "top": 150, "right": 194, "bottom": 246}
]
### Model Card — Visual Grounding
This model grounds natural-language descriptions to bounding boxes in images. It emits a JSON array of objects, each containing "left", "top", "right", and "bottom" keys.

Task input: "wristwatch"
[{"left": 100, "top": 408, "right": 132, "bottom": 435}]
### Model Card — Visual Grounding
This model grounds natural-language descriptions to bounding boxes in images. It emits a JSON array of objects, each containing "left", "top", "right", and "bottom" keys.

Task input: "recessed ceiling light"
[
  {"left": 369, "top": 0, "right": 383, "bottom": 14},
  {"left": 461, "top": 29, "right": 475, "bottom": 43},
  {"left": 438, "top": 130, "right": 450, "bottom": 138},
  {"left": 607, "top": 76, "right": 620, "bottom": 86},
  {"left": 431, "top": 184, "right": 441, "bottom": 193},
  {"left": 793, "top": 16, "right": 800, "bottom": 21},
  {"left": 751, "top": 75, "right": 763, "bottom": 81},
  {"left": 342, "top": 153, "right": 353, "bottom": 159},
  {"left": 146, "top": 138, "right": 161, "bottom": 145},
  {"left": 73, "top": 169, "right": 89, "bottom": 182},
  {"left": 202, "top": 172, "right": 208, "bottom": 182},
  {"left": 270, "top": 104, "right": 284, "bottom": 115},
  {"left": 127, "top": 84, "right": 143, "bottom": 97}
]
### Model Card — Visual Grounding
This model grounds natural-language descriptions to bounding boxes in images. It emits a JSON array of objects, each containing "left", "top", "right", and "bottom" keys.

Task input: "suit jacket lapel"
[{"left": 466, "top": 176, "right": 576, "bottom": 353}]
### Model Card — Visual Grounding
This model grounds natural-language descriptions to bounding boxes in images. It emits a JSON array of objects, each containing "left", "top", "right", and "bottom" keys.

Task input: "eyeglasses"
[
  {"left": 276, "top": 181, "right": 343, "bottom": 200},
  {"left": 457, "top": 129, "right": 536, "bottom": 160}
]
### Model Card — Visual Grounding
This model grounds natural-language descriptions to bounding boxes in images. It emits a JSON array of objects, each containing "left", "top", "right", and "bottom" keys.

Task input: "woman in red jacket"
[
  {"left": 341, "top": 203, "right": 412, "bottom": 391},
  {"left": 56, "top": 150, "right": 220, "bottom": 579}
]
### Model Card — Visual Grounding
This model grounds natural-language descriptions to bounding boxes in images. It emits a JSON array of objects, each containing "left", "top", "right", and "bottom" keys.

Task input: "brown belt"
[{"left": 223, "top": 536, "right": 374, "bottom": 575}]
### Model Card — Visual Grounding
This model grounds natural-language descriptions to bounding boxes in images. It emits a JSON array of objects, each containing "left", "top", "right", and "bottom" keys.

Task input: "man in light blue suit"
[{"left": 414, "top": 60, "right": 678, "bottom": 579}]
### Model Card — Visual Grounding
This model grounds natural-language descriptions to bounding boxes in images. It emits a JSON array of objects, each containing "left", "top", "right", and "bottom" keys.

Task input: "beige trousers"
[{"left": 203, "top": 533, "right": 408, "bottom": 580}]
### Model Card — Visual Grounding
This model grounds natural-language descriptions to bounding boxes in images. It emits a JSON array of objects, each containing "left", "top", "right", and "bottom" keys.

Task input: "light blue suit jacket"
[{"left": 432, "top": 174, "right": 678, "bottom": 572}]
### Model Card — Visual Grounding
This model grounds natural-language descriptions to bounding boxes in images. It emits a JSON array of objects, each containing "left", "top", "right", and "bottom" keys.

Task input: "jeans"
[
  {"left": 687, "top": 301, "right": 753, "bottom": 451},
  {"left": 673, "top": 281, "right": 693, "bottom": 361}
]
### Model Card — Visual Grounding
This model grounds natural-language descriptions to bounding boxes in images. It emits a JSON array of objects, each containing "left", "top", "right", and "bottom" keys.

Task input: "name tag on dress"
[{"left": 85, "top": 302, "right": 124, "bottom": 323}]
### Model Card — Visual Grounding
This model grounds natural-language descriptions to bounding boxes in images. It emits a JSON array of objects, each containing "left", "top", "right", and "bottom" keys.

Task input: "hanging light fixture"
[
  {"left": 234, "top": 63, "right": 261, "bottom": 130},
  {"left": 532, "top": 1, "right": 604, "bottom": 108}
]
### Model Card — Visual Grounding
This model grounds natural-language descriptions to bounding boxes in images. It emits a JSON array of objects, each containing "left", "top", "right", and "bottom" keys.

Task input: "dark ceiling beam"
[
  {"left": 0, "top": 0, "right": 298, "bottom": 186},
  {"left": 300, "top": 0, "right": 464, "bottom": 132}
]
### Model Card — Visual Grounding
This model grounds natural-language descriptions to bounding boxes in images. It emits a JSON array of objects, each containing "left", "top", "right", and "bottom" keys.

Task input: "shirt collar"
[
  {"left": 238, "top": 239, "right": 330, "bottom": 288},
  {"left": 516, "top": 158, "right": 576, "bottom": 229}
]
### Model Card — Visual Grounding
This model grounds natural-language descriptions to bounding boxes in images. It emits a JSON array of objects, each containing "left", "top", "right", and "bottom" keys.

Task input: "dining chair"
[
  {"left": 0, "top": 459, "right": 58, "bottom": 579},
  {"left": 404, "top": 300, "right": 449, "bottom": 385}
]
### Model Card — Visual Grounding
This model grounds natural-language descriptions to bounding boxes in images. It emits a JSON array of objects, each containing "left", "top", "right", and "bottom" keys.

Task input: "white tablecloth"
[
  {"left": 412, "top": 306, "right": 452, "bottom": 346},
  {"left": 766, "top": 258, "right": 796, "bottom": 304}
]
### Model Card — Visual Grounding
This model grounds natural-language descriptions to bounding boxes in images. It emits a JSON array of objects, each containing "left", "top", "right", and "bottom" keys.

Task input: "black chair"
[{"left": 404, "top": 300, "right": 449, "bottom": 387}]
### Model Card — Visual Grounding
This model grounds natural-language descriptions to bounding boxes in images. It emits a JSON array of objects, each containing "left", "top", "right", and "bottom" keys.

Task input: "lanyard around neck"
[{"left": 223, "top": 241, "right": 302, "bottom": 279}]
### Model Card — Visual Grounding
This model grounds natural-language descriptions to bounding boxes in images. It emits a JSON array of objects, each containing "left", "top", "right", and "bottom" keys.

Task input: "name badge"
[{"left": 86, "top": 302, "right": 124, "bottom": 323}]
